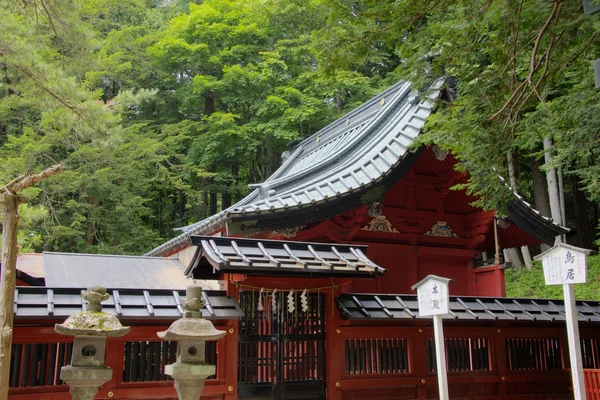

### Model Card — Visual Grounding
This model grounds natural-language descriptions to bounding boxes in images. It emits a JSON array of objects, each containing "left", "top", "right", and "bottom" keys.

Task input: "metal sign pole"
[
  {"left": 433, "top": 314, "right": 449, "bottom": 400},
  {"left": 563, "top": 283, "right": 586, "bottom": 400}
]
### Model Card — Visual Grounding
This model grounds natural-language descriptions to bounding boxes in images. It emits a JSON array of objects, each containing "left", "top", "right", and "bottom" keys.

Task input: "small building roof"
[
  {"left": 13, "top": 287, "right": 243, "bottom": 322},
  {"left": 336, "top": 293, "right": 600, "bottom": 324},
  {"left": 187, "top": 236, "right": 386, "bottom": 278},
  {"left": 42, "top": 252, "right": 220, "bottom": 290}
]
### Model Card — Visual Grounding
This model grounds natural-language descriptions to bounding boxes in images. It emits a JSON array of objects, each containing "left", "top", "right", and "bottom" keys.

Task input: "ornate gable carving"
[
  {"left": 361, "top": 215, "right": 399, "bottom": 233},
  {"left": 424, "top": 221, "right": 459, "bottom": 238}
]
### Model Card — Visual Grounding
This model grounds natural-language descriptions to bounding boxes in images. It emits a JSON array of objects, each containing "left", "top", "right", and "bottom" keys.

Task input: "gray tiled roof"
[
  {"left": 189, "top": 236, "right": 386, "bottom": 278},
  {"left": 42, "top": 252, "right": 219, "bottom": 290},
  {"left": 336, "top": 293, "right": 600, "bottom": 323},
  {"left": 146, "top": 80, "right": 439, "bottom": 256},
  {"left": 13, "top": 287, "right": 243, "bottom": 321}
]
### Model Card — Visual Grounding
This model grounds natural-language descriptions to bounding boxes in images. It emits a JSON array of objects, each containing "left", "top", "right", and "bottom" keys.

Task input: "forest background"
[{"left": 1, "top": 0, "right": 599, "bottom": 265}]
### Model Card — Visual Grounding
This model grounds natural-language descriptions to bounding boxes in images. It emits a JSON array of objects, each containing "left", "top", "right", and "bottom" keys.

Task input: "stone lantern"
[
  {"left": 157, "top": 284, "right": 226, "bottom": 400},
  {"left": 55, "top": 286, "right": 130, "bottom": 400}
]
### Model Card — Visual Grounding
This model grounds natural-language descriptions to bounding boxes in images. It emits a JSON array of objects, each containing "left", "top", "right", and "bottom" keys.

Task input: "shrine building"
[{"left": 8, "top": 79, "right": 600, "bottom": 400}]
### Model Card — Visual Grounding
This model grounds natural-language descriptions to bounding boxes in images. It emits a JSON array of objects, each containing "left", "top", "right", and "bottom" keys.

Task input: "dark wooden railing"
[
  {"left": 9, "top": 342, "right": 73, "bottom": 388},
  {"left": 345, "top": 337, "right": 410, "bottom": 375}
]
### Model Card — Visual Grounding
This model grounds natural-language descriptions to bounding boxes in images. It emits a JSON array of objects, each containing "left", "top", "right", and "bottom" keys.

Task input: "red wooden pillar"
[
  {"left": 493, "top": 327, "right": 507, "bottom": 396},
  {"left": 223, "top": 321, "right": 239, "bottom": 400},
  {"left": 104, "top": 337, "right": 123, "bottom": 390},
  {"left": 224, "top": 274, "right": 239, "bottom": 400},
  {"left": 325, "top": 287, "right": 343, "bottom": 400},
  {"left": 414, "top": 326, "right": 430, "bottom": 400}
]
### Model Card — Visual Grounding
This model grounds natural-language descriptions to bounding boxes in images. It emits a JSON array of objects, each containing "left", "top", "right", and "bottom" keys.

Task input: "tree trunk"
[
  {"left": 543, "top": 137, "right": 564, "bottom": 244},
  {"left": 222, "top": 191, "right": 231, "bottom": 210},
  {"left": 231, "top": 162, "right": 240, "bottom": 203},
  {"left": 0, "top": 164, "right": 63, "bottom": 397},
  {"left": 571, "top": 175, "right": 594, "bottom": 249},
  {"left": 531, "top": 157, "right": 552, "bottom": 252},
  {"left": 336, "top": 92, "right": 344, "bottom": 113},
  {"left": 204, "top": 91, "right": 215, "bottom": 116},
  {"left": 210, "top": 192, "right": 217, "bottom": 215},
  {"left": 0, "top": 194, "right": 24, "bottom": 400},
  {"left": 507, "top": 151, "right": 532, "bottom": 268}
]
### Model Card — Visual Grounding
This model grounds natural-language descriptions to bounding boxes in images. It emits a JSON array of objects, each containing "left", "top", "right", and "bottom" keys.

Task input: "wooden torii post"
[{"left": 0, "top": 163, "right": 64, "bottom": 400}]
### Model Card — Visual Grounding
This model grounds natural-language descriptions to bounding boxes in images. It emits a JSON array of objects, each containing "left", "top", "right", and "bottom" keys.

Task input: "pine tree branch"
[{"left": 0, "top": 163, "right": 66, "bottom": 195}]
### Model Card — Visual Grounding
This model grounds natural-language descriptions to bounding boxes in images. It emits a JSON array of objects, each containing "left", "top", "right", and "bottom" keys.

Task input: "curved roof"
[{"left": 146, "top": 78, "right": 567, "bottom": 257}]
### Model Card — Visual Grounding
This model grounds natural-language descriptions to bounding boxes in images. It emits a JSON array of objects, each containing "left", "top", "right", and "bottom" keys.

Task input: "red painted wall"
[{"left": 294, "top": 147, "right": 506, "bottom": 297}]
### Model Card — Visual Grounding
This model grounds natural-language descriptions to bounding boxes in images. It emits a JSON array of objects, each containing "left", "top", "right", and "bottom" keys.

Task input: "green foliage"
[
  {"left": 1, "top": 0, "right": 382, "bottom": 254},
  {"left": 316, "top": 0, "right": 600, "bottom": 213},
  {"left": 3, "top": 0, "right": 598, "bottom": 257},
  {"left": 506, "top": 256, "right": 600, "bottom": 301}
]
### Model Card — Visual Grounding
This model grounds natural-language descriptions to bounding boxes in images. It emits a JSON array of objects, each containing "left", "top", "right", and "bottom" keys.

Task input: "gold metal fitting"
[
  {"left": 229, "top": 327, "right": 234, "bottom": 334},
  {"left": 335, "top": 382, "right": 341, "bottom": 387},
  {"left": 418, "top": 328, "right": 423, "bottom": 333},
  {"left": 497, "top": 328, "right": 502, "bottom": 333},
  {"left": 336, "top": 328, "right": 342, "bottom": 334},
  {"left": 421, "top": 379, "right": 426, "bottom": 384},
  {"left": 501, "top": 376, "right": 506, "bottom": 381},
  {"left": 108, "top": 392, "right": 114, "bottom": 398},
  {"left": 228, "top": 386, "right": 234, "bottom": 392}
]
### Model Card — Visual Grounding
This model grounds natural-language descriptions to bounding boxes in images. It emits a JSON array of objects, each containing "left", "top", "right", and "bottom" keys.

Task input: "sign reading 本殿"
[{"left": 416, "top": 277, "right": 450, "bottom": 316}]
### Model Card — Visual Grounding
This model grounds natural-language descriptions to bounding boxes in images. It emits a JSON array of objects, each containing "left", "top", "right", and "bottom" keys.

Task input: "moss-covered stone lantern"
[
  {"left": 55, "top": 286, "right": 130, "bottom": 400},
  {"left": 157, "top": 284, "right": 226, "bottom": 400}
]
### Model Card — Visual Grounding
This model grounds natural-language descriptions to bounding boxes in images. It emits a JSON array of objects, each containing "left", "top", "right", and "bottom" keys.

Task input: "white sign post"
[
  {"left": 534, "top": 243, "right": 594, "bottom": 400},
  {"left": 412, "top": 275, "right": 453, "bottom": 400}
]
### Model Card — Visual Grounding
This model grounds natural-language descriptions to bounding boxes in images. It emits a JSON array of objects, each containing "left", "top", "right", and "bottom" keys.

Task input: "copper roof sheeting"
[
  {"left": 145, "top": 80, "right": 442, "bottom": 257},
  {"left": 13, "top": 287, "right": 243, "bottom": 321},
  {"left": 189, "top": 236, "right": 386, "bottom": 278},
  {"left": 145, "top": 78, "right": 568, "bottom": 257},
  {"left": 336, "top": 293, "right": 600, "bottom": 323}
]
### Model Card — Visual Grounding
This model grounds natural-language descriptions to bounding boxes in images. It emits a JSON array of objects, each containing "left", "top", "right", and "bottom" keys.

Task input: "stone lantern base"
[
  {"left": 165, "top": 363, "right": 216, "bottom": 400},
  {"left": 60, "top": 365, "right": 113, "bottom": 400}
]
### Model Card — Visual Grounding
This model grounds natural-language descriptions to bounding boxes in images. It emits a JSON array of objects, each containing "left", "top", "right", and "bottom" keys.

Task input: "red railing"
[
  {"left": 332, "top": 324, "right": 600, "bottom": 400},
  {"left": 8, "top": 324, "right": 238, "bottom": 400},
  {"left": 585, "top": 369, "right": 600, "bottom": 400}
]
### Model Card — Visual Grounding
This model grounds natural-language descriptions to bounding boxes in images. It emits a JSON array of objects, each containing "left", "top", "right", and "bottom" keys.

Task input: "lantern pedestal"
[
  {"left": 165, "top": 363, "right": 216, "bottom": 400},
  {"left": 60, "top": 365, "right": 113, "bottom": 400},
  {"left": 158, "top": 283, "right": 226, "bottom": 400}
]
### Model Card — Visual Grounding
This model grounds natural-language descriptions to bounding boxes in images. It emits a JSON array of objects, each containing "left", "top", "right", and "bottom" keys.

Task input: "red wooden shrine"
[{"left": 8, "top": 79, "right": 598, "bottom": 400}]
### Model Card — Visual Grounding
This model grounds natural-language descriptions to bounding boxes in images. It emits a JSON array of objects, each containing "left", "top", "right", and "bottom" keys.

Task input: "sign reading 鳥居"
[
  {"left": 538, "top": 243, "right": 589, "bottom": 285},
  {"left": 534, "top": 243, "right": 594, "bottom": 400}
]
